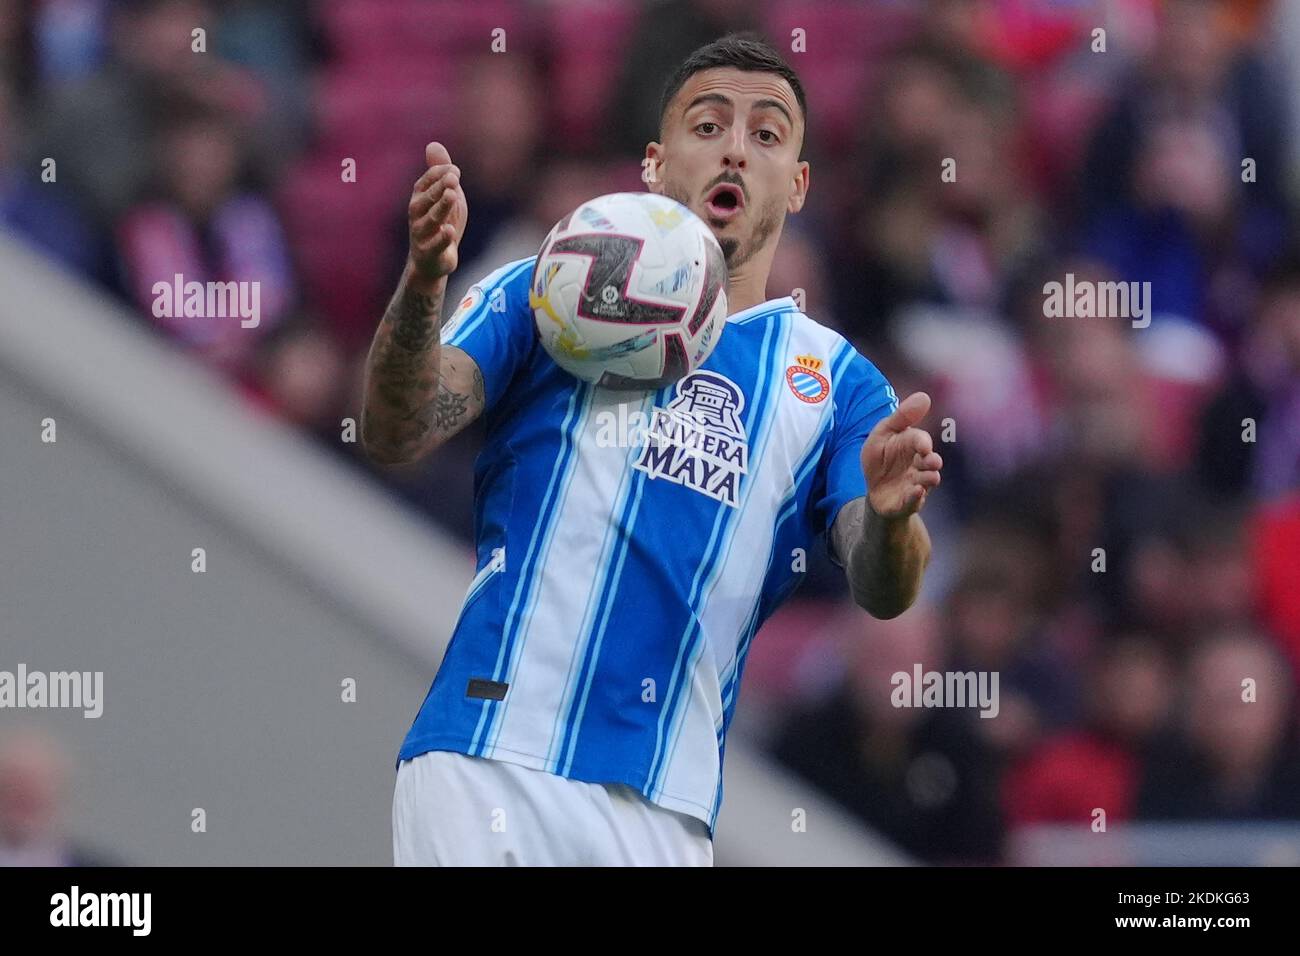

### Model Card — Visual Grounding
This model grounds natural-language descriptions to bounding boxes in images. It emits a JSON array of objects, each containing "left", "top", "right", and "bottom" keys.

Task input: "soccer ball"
[{"left": 529, "top": 192, "right": 728, "bottom": 390}]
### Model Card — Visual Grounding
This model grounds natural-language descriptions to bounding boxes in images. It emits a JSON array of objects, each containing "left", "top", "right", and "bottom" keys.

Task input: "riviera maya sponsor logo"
[
  {"left": 785, "top": 354, "right": 829, "bottom": 404},
  {"left": 633, "top": 370, "right": 749, "bottom": 508}
]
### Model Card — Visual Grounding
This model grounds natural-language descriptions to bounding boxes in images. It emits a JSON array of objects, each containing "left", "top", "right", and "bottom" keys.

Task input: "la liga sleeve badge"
[{"left": 441, "top": 285, "right": 483, "bottom": 340}]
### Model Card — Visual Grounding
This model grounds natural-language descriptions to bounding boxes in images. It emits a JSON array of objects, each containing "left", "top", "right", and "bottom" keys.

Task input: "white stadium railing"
[{"left": 1009, "top": 823, "right": 1300, "bottom": 867}]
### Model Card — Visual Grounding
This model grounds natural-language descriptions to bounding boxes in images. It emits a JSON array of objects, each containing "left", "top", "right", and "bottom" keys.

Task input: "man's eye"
[
  {"left": 757, "top": 130, "right": 778, "bottom": 143},
  {"left": 696, "top": 122, "right": 718, "bottom": 134}
]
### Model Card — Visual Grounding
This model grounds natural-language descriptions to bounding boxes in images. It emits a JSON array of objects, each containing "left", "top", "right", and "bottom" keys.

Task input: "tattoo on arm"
[
  {"left": 385, "top": 287, "right": 441, "bottom": 351},
  {"left": 366, "top": 267, "right": 491, "bottom": 465},
  {"left": 363, "top": 278, "right": 485, "bottom": 462},
  {"left": 832, "top": 495, "right": 930, "bottom": 618},
  {"left": 368, "top": 281, "right": 441, "bottom": 449},
  {"left": 429, "top": 351, "right": 484, "bottom": 435},
  {"left": 831, "top": 497, "right": 867, "bottom": 568},
  {"left": 433, "top": 381, "right": 468, "bottom": 431}
]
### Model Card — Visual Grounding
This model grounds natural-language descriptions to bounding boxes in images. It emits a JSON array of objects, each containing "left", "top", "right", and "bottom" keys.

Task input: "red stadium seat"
[
  {"left": 276, "top": 151, "right": 415, "bottom": 347},
  {"left": 762, "top": 0, "right": 916, "bottom": 57},
  {"left": 319, "top": 0, "right": 535, "bottom": 64},
  {"left": 313, "top": 58, "right": 460, "bottom": 160},
  {"left": 546, "top": 0, "right": 640, "bottom": 150},
  {"left": 760, "top": 0, "right": 919, "bottom": 150}
]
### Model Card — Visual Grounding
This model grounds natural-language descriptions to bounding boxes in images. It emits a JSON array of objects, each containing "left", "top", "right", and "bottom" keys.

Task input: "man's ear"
[
  {"left": 643, "top": 143, "right": 665, "bottom": 194},
  {"left": 787, "top": 160, "right": 810, "bottom": 214}
]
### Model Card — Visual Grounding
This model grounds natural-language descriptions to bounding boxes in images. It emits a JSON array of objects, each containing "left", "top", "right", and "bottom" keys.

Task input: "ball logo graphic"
[{"left": 530, "top": 192, "right": 728, "bottom": 390}]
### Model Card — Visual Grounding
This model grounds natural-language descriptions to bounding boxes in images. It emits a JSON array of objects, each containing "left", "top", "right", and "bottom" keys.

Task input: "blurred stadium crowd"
[{"left": 3, "top": 0, "right": 1300, "bottom": 865}]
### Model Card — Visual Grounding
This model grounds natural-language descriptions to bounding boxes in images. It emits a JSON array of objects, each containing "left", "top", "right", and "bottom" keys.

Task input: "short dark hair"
[{"left": 658, "top": 32, "right": 808, "bottom": 142}]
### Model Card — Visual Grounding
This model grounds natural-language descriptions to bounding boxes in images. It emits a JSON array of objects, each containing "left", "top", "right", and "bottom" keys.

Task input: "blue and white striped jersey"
[{"left": 397, "top": 255, "right": 899, "bottom": 836}]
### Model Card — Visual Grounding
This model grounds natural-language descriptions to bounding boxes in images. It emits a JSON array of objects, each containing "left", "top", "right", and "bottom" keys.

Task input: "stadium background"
[{"left": 2, "top": 0, "right": 1300, "bottom": 866}]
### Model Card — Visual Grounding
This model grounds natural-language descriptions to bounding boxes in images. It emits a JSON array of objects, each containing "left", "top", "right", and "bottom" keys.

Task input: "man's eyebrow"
[
  {"left": 752, "top": 98, "right": 794, "bottom": 127},
  {"left": 683, "top": 92, "right": 733, "bottom": 116},
  {"left": 683, "top": 93, "right": 795, "bottom": 128}
]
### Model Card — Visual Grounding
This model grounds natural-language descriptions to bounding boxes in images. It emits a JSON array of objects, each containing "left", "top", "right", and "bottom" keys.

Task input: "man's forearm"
[
  {"left": 845, "top": 505, "right": 931, "bottom": 619},
  {"left": 361, "top": 263, "right": 447, "bottom": 464}
]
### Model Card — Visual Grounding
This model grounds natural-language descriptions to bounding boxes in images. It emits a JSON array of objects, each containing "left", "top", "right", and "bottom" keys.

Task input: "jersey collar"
[{"left": 725, "top": 295, "right": 796, "bottom": 324}]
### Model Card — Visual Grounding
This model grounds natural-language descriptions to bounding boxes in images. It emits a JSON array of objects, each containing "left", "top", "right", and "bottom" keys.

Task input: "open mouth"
[{"left": 704, "top": 183, "right": 745, "bottom": 221}]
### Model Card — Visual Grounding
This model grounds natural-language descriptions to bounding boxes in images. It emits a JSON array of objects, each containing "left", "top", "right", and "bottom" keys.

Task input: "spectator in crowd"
[
  {"left": 1251, "top": 494, "right": 1300, "bottom": 685},
  {"left": 1195, "top": 248, "right": 1300, "bottom": 500},
  {"left": 1003, "top": 635, "right": 1174, "bottom": 829},
  {"left": 0, "top": 0, "right": 33, "bottom": 95},
  {"left": 25, "top": 0, "right": 269, "bottom": 230},
  {"left": 0, "top": 72, "right": 109, "bottom": 277},
  {"left": 1077, "top": 0, "right": 1291, "bottom": 342},
  {"left": 1137, "top": 630, "right": 1300, "bottom": 820},
  {"left": 29, "top": 0, "right": 112, "bottom": 89},
  {"left": 389, "top": 53, "right": 545, "bottom": 306},
  {"left": 0, "top": 728, "right": 120, "bottom": 867},
  {"left": 237, "top": 310, "right": 348, "bottom": 449},
  {"left": 608, "top": 0, "right": 757, "bottom": 160},
  {"left": 115, "top": 95, "right": 296, "bottom": 373},
  {"left": 834, "top": 43, "right": 1045, "bottom": 345},
  {"left": 771, "top": 602, "right": 1003, "bottom": 864},
  {"left": 209, "top": 0, "right": 316, "bottom": 176},
  {"left": 942, "top": 518, "right": 1076, "bottom": 756}
]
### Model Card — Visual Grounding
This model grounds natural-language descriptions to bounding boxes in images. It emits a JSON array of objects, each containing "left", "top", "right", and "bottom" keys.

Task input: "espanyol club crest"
[
  {"left": 633, "top": 371, "right": 749, "bottom": 508},
  {"left": 785, "top": 354, "right": 829, "bottom": 404}
]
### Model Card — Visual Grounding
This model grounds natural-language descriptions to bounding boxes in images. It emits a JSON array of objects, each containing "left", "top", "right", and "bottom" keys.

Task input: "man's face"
[{"left": 647, "top": 67, "right": 808, "bottom": 269}]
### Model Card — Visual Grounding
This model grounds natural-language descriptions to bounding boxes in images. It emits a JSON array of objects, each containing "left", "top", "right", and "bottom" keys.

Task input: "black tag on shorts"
[{"left": 466, "top": 678, "right": 509, "bottom": 701}]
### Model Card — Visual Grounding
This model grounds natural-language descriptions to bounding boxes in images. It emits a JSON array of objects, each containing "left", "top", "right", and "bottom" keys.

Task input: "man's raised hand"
[
  {"left": 861, "top": 391, "right": 943, "bottom": 520},
  {"left": 408, "top": 141, "right": 468, "bottom": 282}
]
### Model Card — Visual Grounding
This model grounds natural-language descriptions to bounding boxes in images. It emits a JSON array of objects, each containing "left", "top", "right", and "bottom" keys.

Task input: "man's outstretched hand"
[
  {"left": 408, "top": 141, "right": 468, "bottom": 282},
  {"left": 861, "top": 391, "right": 943, "bottom": 520}
]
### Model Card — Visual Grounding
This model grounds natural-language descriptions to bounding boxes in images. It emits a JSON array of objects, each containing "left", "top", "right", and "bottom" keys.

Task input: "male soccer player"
[{"left": 368, "top": 33, "right": 943, "bottom": 866}]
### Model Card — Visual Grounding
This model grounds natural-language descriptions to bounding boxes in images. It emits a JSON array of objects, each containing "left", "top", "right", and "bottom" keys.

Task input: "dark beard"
[
  {"left": 661, "top": 181, "right": 780, "bottom": 269},
  {"left": 723, "top": 199, "right": 781, "bottom": 269},
  {"left": 661, "top": 181, "right": 692, "bottom": 209}
]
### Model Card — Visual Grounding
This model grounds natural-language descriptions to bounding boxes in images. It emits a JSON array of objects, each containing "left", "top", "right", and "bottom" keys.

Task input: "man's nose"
[{"left": 720, "top": 126, "right": 747, "bottom": 169}]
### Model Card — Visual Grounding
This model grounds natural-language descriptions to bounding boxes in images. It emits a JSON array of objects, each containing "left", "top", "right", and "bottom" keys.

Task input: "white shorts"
[{"left": 392, "top": 749, "right": 713, "bottom": 866}]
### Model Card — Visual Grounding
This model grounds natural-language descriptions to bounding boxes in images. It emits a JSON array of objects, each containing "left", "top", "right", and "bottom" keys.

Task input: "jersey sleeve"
[
  {"left": 811, "top": 342, "right": 899, "bottom": 566},
  {"left": 439, "top": 256, "right": 538, "bottom": 412}
]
